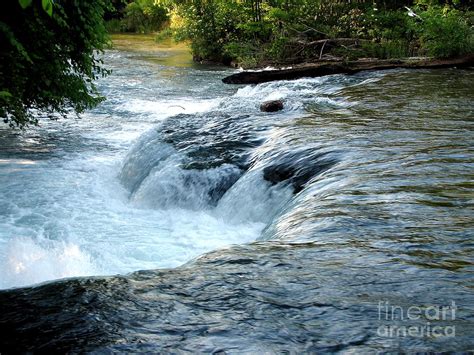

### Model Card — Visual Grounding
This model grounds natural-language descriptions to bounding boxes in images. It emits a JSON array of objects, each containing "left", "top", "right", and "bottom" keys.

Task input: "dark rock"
[
  {"left": 260, "top": 100, "right": 284, "bottom": 112},
  {"left": 160, "top": 113, "right": 259, "bottom": 172},
  {"left": 263, "top": 150, "right": 337, "bottom": 194}
]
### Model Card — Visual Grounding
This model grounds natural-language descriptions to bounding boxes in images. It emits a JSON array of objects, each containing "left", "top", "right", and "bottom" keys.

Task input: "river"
[{"left": 0, "top": 35, "right": 473, "bottom": 352}]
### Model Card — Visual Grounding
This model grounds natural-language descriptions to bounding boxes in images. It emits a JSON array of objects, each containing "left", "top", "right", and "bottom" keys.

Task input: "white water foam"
[
  {"left": 216, "top": 170, "right": 294, "bottom": 224},
  {"left": 0, "top": 53, "right": 370, "bottom": 289},
  {"left": 117, "top": 98, "right": 221, "bottom": 118},
  {"left": 0, "top": 152, "right": 265, "bottom": 289},
  {"left": 1, "top": 237, "right": 97, "bottom": 289}
]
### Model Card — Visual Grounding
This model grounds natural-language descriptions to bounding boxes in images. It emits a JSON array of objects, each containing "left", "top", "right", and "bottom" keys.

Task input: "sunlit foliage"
[{"left": 143, "top": 0, "right": 473, "bottom": 65}]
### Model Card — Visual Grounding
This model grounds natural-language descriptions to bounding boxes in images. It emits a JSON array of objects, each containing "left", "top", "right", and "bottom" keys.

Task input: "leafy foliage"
[
  {"left": 121, "top": 0, "right": 168, "bottom": 33},
  {"left": 151, "top": 0, "right": 473, "bottom": 66},
  {"left": 413, "top": 6, "right": 473, "bottom": 57},
  {"left": 1, "top": 0, "right": 112, "bottom": 127},
  {"left": 105, "top": 0, "right": 169, "bottom": 34}
]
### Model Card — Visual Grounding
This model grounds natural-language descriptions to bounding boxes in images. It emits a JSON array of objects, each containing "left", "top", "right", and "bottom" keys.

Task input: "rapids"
[{"left": 0, "top": 35, "right": 472, "bottom": 352}]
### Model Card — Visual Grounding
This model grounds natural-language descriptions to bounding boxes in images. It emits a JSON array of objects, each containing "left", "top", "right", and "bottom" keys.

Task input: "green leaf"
[
  {"left": 42, "top": 0, "right": 53, "bottom": 16},
  {"left": 0, "top": 91, "right": 13, "bottom": 99},
  {"left": 18, "top": 0, "right": 33, "bottom": 9}
]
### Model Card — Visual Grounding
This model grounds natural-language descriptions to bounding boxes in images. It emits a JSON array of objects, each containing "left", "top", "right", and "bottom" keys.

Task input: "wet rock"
[
  {"left": 160, "top": 113, "right": 259, "bottom": 171},
  {"left": 263, "top": 150, "right": 337, "bottom": 193},
  {"left": 260, "top": 100, "right": 284, "bottom": 112}
]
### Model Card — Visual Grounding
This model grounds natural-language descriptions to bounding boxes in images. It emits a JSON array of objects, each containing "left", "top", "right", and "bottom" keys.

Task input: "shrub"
[
  {"left": 155, "top": 27, "right": 173, "bottom": 42},
  {"left": 105, "top": 18, "right": 122, "bottom": 33},
  {"left": 223, "top": 41, "right": 261, "bottom": 67},
  {"left": 121, "top": 0, "right": 168, "bottom": 33},
  {"left": 414, "top": 6, "right": 473, "bottom": 57},
  {"left": 361, "top": 39, "right": 413, "bottom": 59}
]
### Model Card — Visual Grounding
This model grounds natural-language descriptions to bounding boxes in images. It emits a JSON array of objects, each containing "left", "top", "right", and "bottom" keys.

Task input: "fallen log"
[
  {"left": 222, "top": 55, "right": 474, "bottom": 85},
  {"left": 291, "top": 38, "right": 366, "bottom": 47}
]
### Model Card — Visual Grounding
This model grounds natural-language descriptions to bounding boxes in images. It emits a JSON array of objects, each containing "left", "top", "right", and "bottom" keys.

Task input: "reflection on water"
[{"left": 111, "top": 34, "right": 197, "bottom": 69}]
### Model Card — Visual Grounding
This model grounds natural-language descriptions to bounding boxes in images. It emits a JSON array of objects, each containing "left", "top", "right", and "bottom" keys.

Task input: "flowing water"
[{"left": 0, "top": 35, "right": 473, "bottom": 352}]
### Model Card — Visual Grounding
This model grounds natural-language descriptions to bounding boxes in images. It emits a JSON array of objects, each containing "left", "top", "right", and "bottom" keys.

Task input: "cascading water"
[
  {"left": 0, "top": 38, "right": 473, "bottom": 352},
  {"left": 0, "top": 44, "right": 347, "bottom": 290}
]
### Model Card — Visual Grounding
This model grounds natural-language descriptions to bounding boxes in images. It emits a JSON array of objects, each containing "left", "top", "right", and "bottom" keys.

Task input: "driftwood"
[
  {"left": 292, "top": 38, "right": 365, "bottom": 47},
  {"left": 291, "top": 39, "right": 350, "bottom": 60},
  {"left": 222, "top": 55, "right": 474, "bottom": 85},
  {"left": 281, "top": 37, "right": 365, "bottom": 63}
]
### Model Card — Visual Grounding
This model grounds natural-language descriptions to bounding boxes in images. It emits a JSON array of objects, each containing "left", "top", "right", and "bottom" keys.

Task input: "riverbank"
[{"left": 223, "top": 54, "right": 474, "bottom": 84}]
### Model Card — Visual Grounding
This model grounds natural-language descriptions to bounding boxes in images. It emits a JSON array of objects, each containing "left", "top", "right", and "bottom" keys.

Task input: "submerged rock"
[
  {"left": 263, "top": 150, "right": 337, "bottom": 193},
  {"left": 260, "top": 100, "right": 284, "bottom": 112}
]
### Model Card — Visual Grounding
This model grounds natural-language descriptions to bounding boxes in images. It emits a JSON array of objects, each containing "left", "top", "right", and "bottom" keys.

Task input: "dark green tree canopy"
[
  {"left": 154, "top": 0, "right": 472, "bottom": 66},
  {"left": 0, "top": 0, "right": 112, "bottom": 127}
]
